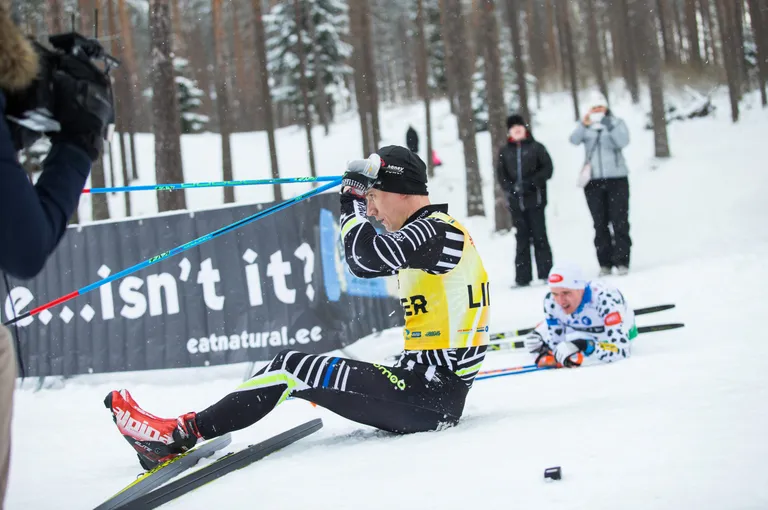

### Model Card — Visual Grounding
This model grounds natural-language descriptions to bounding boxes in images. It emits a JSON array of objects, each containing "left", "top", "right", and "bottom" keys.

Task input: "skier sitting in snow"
[
  {"left": 105, "top": 146, "right": 491, "bottom": 470},
  {"left": 524, "top": 262, "right": 636, "bottom": 368}
]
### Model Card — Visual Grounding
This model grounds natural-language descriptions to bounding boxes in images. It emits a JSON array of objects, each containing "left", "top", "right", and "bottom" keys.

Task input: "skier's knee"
[
  {"left": 270, "top": 349, "right": 293, "bottom": 366},
  {"left": 269, "top": 349, "right": 308, "bottom": 372}
]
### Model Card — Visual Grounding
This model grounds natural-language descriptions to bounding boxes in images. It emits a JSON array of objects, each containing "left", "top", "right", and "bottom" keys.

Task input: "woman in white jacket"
[{"left": 570, "top": 93, "right": 632, "bottom": 276}]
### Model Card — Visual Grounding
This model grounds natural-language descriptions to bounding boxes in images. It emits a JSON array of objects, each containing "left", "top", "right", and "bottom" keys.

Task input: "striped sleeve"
[{"left": 340, "top": 197, "right": 465, "bottom": 278}]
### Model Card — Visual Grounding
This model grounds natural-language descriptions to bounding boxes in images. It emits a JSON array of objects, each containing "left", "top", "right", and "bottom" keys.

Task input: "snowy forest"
[{"left": 13, "top": 0, "right": 768, "bottom": 229}]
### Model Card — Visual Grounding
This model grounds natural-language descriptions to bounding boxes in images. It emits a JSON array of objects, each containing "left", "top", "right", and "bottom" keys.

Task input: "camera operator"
[{"left": 0, "top": 3, "right": 113, "bottom": 505}]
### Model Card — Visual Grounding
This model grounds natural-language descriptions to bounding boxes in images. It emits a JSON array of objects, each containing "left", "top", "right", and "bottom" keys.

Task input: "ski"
[
  {"left": 94, "top": 433, "right": 232, "bottom": 510},
  {"left": 477, "top": 324, "right": 686, "bottom": 381},
  {"left": 489, "top": 322, "right": 685, "bottom": 349},
  {"left": 116, "top": 418, "right": 324, "bottom": 509}
]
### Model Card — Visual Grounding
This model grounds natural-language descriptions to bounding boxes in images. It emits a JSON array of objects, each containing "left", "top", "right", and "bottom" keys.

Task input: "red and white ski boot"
[{"left": 104, "top": 389, "right": 202, "bottom": 470}]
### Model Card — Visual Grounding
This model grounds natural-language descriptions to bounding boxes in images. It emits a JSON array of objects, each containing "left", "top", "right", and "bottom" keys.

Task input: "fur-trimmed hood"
[{"left": 0, "top": 2, "right": 39, "bottom": 92}]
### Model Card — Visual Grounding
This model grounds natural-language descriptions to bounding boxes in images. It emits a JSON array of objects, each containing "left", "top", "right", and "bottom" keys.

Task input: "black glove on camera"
[{"left": 48, "top": 66, "right": 113, "bottom": 162}]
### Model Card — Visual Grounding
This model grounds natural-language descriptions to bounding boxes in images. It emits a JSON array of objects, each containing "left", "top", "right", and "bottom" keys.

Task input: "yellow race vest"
[{"left": 400, "top": 212, "right": 490, "bottom": 350}]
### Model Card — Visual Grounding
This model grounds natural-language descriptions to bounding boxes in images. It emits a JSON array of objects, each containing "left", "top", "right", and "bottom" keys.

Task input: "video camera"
[{"left": 2, "top": 31, "right": 119, "bottom": 150}]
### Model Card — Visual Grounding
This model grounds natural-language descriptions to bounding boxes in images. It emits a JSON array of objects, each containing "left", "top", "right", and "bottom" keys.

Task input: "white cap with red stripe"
[{"left": 547, "top": 263, "right": 587, "bottom": 290}]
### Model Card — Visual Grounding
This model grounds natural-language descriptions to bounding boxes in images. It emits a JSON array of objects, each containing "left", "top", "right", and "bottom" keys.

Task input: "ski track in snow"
[{"left": 6, "top": 86, "right": 768, "bottom": 509}]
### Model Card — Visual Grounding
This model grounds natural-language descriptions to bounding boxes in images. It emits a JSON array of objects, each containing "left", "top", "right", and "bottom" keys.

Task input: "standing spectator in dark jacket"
[
  {"left": 0, "top": 4, "right": 112, "bottom": 505},
  {"left": 569, "top": 93, "right": 631, "bottom": 276},
  {"left": 406, "top": 125, "right": 419, "bottom": 153},
  {"left": 497, "top": 114, "right": 554, "bottom": 287}
]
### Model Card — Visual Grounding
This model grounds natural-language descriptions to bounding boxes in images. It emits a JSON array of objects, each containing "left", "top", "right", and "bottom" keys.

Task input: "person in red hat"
[{"left": 524, "top": 262, "right": 637, "bottom": 368}]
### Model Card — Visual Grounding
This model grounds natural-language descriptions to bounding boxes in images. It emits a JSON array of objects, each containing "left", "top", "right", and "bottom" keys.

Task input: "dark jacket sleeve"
[
  {"left": 496, "top": 146, "right": 512, "bottom": 193},
  {"left": 0, "top": 91, "right": 92, "bottom": 280},
  {"left": 528, "top": 142, "right": 553, "bottom": 189}
]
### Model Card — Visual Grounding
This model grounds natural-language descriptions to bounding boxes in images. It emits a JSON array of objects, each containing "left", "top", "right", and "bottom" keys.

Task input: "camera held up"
[{"left": 2, "top": 31, "right": 119, "bottom": 159}]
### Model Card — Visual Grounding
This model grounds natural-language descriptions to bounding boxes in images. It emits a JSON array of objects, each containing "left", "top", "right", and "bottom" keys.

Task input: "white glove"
[
  {"left": 346, "top": 153, "right": 382, "bottom": 180},
  {"left": 523, "top": 331, "right": 544, "bottom": 353},
  {"left": 554, "top": 341, "right": 581, "bottom": 367}
]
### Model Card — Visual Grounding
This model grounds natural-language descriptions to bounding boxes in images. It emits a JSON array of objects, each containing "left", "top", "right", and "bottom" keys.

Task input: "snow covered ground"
[{"left": 6, "top": 85, "right": 768, "bottom": 509}]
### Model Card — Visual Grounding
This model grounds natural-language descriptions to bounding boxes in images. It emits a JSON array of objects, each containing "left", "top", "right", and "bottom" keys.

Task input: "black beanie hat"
[
  {"left": 506, "top": 114, "right": 527, "bottom": 130},
  {"left": 372, "top": 145, "right": 429, "bottom": 196}
]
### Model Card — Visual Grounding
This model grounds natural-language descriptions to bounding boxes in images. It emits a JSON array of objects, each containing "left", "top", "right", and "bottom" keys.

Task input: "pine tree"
[
  {"left": 265, "top": 0, "right": 352, "bottom": 121},
  {"left": 500, "top": 37, "right": 521, "bottom": 113},
  {"left": 174, "top": 57, "right": 210, "bottom": 133}
]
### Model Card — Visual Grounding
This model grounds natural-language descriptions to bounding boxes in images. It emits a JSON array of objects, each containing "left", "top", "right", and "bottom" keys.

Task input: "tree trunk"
[
  {"left": 656, "top": 0, "right": 676, "bottom": 63},
  {"left": 60, "top": 0, "right": 78, "bottom": 226},
  {"left": 348, "top": 0, "right": 373, "bottom": 154},
  {"left": 415, "top": 0, "right": 434, "bottom": 177},
  {"left": 584, "top": 0, "right": 610, "bottom": 102},
  {"left": 170, "top": 0, "right": 187, "bottom": 54},
  {"left": 251, "top": 0, "right": 282, "bottom": 201},
  {"left": 545, "top": 0, "right": 562, "bottom": 82},
  {"left": 747, "top": 0, "right": 768, "bottom": 105},
  {"left": 441, "top": 0, "right": 485, "bottom": 217},
  {"left": 640, "top": 0, "right": 670, "bottom": 157},
  {"left": 107, "top": 0, "right": 131, "bottom": 216},
  {"left": 600, "top": 10, "right": 613, "bottom": 80},
  {"left": 360, "top": 0, "right": 381, "bottom": 150},
  {"left": 527, "top": 0, "right": 548, "bottom": 85},
  {"left": 554, "top": 0, "right": 569, "bottom": 89},
  {"left": 715, "top": 0, "right": 740, "bottom": 121},
  {"left": 117, "top": 0, "right": 140, "bottom": 180},
  {"left": 672, "top": 0, "right": 686, "bottom": 59},
  {"left": 609, "top": 3, "right": 622, "bottom": 77},
  {"left": 761, "top": 0, "right": 768, "bottom": 69},
  {"left": 506, "top": 0, "right": 531, "bottom": 122},
  {"left": 186, "top": 20, "right": 216, "bottom": 128},
  {"left": 78, "top": 0, "right": 110, "bottom": 221},
  {"left": 608, "top": 1, "right": 624, "bottom": 74},
  {"left": 231, "top": 0, "right": 251, "bottom": 132},
  {"left": 293, "top": 0, "right": 317, "bottom": 180},
  {"left": 150, "top": 0, "right": 187, "bottom": 212},
  {"left": 618, "top": 0, "right": 640, "bottom": 103},
  {"left": 684, "top": 0, "right": 703, "bottom": 67},
  {"left": 89, "top": 157, "right": 110, "bottom": 220},
  {"left": 244, "top": 2, "right": 263, "bottom": 131},
  {"left": 107, "top": 139, "right": 116, "bottom": 192},
  {"left": 700, "top": 0, "right": 718, "bottom": 64},
  {"left": 381, "top": 58, "right": 393, "bottom": 104},
  {"left": 48, "top": 0, "right": 64, "bottom": 32},
  {"left": 557, "top": 0, "right": 580, "bottom": 120},
  {"left": 480, "top": 0, "right": 513, "bottom": 232},
  {"left": 78, "top": 0, "right": 93, "bottom": 33},
  {"left": 734, "top": 0, "right": 749, "bottom": 92},
  {"left": 438, "top": 1, "right": 460, "bottom": 118},
  {"left": 212, "top": 0, "right": 235, "bottom": 203},
  {"left": 306, "top": 7, "right": 330, "bottom": 135}
]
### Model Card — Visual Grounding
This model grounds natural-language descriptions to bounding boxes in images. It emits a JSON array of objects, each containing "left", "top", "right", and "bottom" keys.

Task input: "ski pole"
[
  {"left": 3, "top": 178, "right": 343, "bottom": 327},
  {"left": 476, "top": 365, "right": 551, "bottom": 381},
  {"left": 477, "top": 364, "right": 537, "bottom": 376},
  {"left": 83, "top": 175, "right": 343, "bottom": 194}
]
